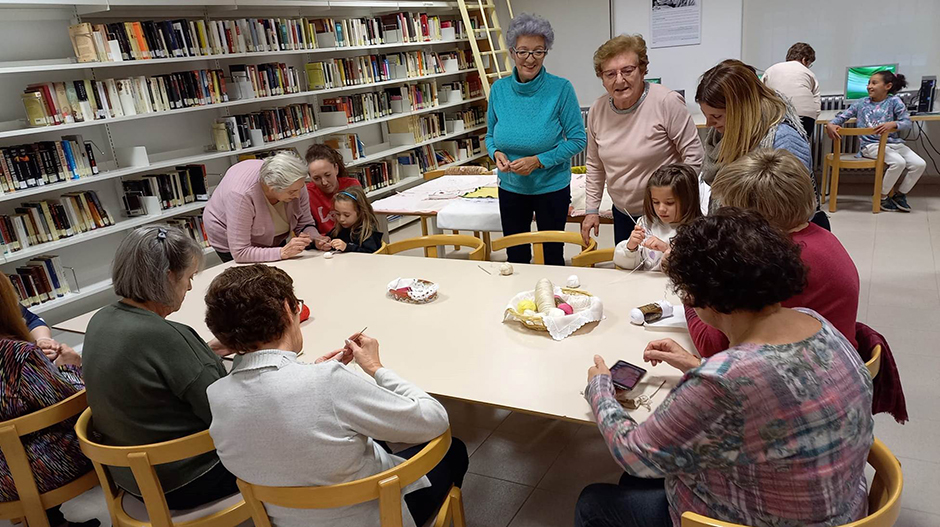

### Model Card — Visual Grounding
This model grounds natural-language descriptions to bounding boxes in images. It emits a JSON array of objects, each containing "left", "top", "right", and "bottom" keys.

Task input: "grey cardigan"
[{"left": 206, "top": 350, "right": 450, "bottom": 527}]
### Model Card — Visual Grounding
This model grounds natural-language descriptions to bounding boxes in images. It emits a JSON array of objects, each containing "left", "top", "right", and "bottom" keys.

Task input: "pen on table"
[{"left": 477, "top": 264, "right": 491, "bottom": 275}]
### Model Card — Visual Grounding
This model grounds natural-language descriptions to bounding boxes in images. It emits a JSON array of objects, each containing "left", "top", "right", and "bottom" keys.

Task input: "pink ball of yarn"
[{"left": 558, "top": 303, "right": 574, "bottom": 315}]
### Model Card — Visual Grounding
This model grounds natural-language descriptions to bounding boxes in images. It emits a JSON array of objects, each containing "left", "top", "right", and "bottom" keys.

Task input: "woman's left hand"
[
  {"left": 330, "top": 239, "right": 347, "bottom": 251},
  {"left": 587, "top": 354, "right": 611, "bottom": 382},
  {"left": 314, "top": 237, "right": 332, "bottom": 251},
  {"left": 641, "top": 236, "right": 669, "bottom": 253},
  {"left": 315, "top": 348, "right": 353, "bottom": 365},
  {"left": 508, "top": 156, "right": 542, "bottom": 176},
  {"left": 873, "top": 121, "right": 898, "bottom": 134}
]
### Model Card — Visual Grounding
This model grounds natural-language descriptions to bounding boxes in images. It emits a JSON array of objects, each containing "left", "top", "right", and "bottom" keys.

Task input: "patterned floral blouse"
[
  {"left": 0, "top": 338, "right": 90, "bottom": 501},
  {"left": 586, "top": 309, "right": 874, "bottom": 526}
]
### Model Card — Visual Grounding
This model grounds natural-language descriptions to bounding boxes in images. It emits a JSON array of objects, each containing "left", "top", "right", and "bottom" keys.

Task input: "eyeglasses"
[
  {"left": 602, "top": 66, "right": 638, "bottom": 81},
  {"left": 512, "top": 48, "right": 547, "bottom": 59}
]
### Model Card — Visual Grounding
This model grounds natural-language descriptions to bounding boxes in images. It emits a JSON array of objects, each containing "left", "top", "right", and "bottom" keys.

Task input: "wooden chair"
[
  {"left": 681, "top": 437, "right": 902, "bottom": 527},
  {"left": 866, "top": 344, "right": 882, "bottom": 379},
  {"left": 236, "top": 428, "right": 465, "bottom": 527},
  {"left": 0, "top": 390, "right": 98, "bottom": 527},
  {"left": 74, "top": 408, "right": 249, "bottom": 527},
  {"left": 375, "top": 234, "right": 486, "bottom": 261},
  {"left": 374, "top": 241, "right": 388, "bottom": 254},
  {"left": 490, "top": 231, "right": 597, "bottom": 265},
  {"left": 822, "top": 128, "right": 889, "bottom": 213},
  {"left": 571, "top": 247, "right": 615, "bottom": 268}
]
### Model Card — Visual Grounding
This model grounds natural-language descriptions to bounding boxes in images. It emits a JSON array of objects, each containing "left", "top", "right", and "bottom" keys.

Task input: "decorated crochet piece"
[
  {"left": 504, "top": 278, "right": 604, "bottom": 340},
  {"left": 387, "top": 277, "right": 439, "bottom": 304}
]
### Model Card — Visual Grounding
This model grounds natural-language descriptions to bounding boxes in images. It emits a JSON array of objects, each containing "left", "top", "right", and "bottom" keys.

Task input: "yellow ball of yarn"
[{"left": 516, "top": 300, "right": 537, "bottom": 313}]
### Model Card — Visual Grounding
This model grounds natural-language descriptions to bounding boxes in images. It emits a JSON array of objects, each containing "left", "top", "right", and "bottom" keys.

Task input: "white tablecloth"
[{"left": 436, "top": 199, "right": 502, "bottom": 231}]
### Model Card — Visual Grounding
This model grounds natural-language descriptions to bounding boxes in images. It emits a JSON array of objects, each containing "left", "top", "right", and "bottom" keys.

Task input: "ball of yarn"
[
  {"left": 566, "top": 274, "right": 580, "bottom": 288},
  {"left": 323, "top": 252, "right": 334, "bottom": 259},
  {"left": 557, "top": 303, "right": 573, "bottom": 315},
  {"left": 499, "top": 263, "right": 514, "bottom": 276},
  {"left": 547, "top": 307, "right": 566, "bottom": 318},
  {"left": 516, "top": 299, "right": 537, "bottom": 313}
]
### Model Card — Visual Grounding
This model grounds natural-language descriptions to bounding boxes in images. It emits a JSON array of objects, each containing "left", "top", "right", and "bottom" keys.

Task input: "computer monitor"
[
  {"left": 646, "top": 77, "right": 662, "bottom": 84},
  {"left": 845, "top": 64, "right": 898, "bottom": 101}
]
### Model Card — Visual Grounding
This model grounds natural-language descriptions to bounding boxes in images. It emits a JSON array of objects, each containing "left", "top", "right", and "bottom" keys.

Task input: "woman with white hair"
[
  {"left": 83, "top": 225, "right": 238, "bottom": 510},
  {"left": 204, "top": 151, "right": 331, "bottom": 263},
  {"left": 485, "top": 12, "right": 586, "bottom": 266}
]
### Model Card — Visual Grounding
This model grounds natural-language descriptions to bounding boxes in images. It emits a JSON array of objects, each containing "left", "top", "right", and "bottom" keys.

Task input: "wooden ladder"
[{"left": 457, "top": 0, "right": 514, "bottom": 98}]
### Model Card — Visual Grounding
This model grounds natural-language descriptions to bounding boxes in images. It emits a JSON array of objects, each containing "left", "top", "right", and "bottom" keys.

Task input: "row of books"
[
  {"left": 0, "top": 190, "right": 114, "bottom": 255},
  {"left": 22, "top": 71, "right": 229, "bottom": 127},
  {"left": 388, "top": 113, "right": 446, "bottom": 144},
  {"left": 434, "top": 138, "right": 483, "bottom": 165},
  {"left": 121, "top": 165, "right": 209, "bottom": 214},
  {"left": 451, "top": 106, "right": 487, "bottom": 127},
  {"left": 67, "top": 13, "right": 468, "bottom": 64},
  {"left": 441, "top": 77, "right": 484, "bottom": 101},
  {"left": 10, "top": 255, "right": 72, "bottom": 307},
  {"left": 304, "top": 49, "right": 468, "bottom": 90},
  {"left": 0, "top": 135, "right": 97, "bottom": 194},
  {"left": 228, "top": 63, "right": 301, "bottom": 100},
  {"left": 324, "top": 134, "right": 366, "bottom": 162},
  {"left": 318, "top": 81, "right": 442, "bottom": 126},
  {"left": 166, "top": 215, "right": 210, "bottom": 249},
  {"left": 348, "top": 160, "right": 402, "bottom": 193},
  {"left": 213, "top": 103, "right": 317, "bottom": 152}
]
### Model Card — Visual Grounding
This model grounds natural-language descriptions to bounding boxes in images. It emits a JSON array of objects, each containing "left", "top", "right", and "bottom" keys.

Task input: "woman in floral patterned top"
[
  {"left": 0, "top": 275, "right": 98, "bottom": 527},
  {"left": 576, "top": 208, "right": 873, "bottom": 527}
]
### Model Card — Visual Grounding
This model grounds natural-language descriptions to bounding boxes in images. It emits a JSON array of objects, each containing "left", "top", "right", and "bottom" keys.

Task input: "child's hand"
[
  {"left": 280, "top": 236, "right": 309, "bottom": 259},
  {"left": 330, "top": 239, "right": 347, "bottom": 252},
  {"left": 825, "top": 123, "right": 842, "bottom": 140},
  {"left": 314, "top": 237, "right": 332, "bottom": 251},
  {"left": 873, "top": 121, "right": 898, "bottom": 134},
  {"left": 642, "top": 235, "right": 669, "bottom": 253},
  {"left": 626, "top": 224, "right": 646, "bottom": 251}
]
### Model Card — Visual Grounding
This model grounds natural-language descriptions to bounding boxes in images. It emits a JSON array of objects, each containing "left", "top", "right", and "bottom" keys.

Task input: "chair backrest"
[
  {"left": 830, "top": 128, "right": 889, "bottom": 169},
  {"left": 0, "top": 390, "right": 96, "bottom": 527},
  {"left": 236, "top": 429, "right": 453, "bottom": 527},
  {"left": 681, "top": 437, "right": 903, "bottom": 527},
  {"left": 423, "top": 166, "right": 491, "bottom": 180},
  {"left": 74, "top": 408, "right": 243, "bottom": 527},
  {"left": 866, "top": 345, "right": 882, "bottom": 379},
  {"left": 571, "top": 247, "right": 614, "bottom": 268},
  {"left": 376, "top": 234, "right": 486, "bottom": 260},
  {"left": 374, "top": 241, "right": 388, "bottom": 254},
  {"left": 490, "top": 231, "right": 597, "bottom": 265}
]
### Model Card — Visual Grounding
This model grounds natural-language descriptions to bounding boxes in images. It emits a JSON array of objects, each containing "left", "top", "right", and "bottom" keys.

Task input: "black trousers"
[
  {"left": 162, "top": 461, "right": 239, "bottom": 510},
  {"left": 380, "top": 438, "right": 469, "bottom": 526},
  {"left": 498, "top": 187, "right": 571, "bottom": 266},
  {"left": 612, "top": 207, "right": 638, "bottom": 245},
  {"left": 215, "top": 250, "right": 233, "bottom": 263},
  {"left": 575, "top": 473, "right": 670, "bottom": 527},
  {"left": 800, "top": 115, "right": 816, "bottom": 140}
]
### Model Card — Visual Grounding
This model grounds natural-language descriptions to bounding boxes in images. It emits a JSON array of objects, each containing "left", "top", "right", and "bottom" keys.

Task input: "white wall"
[
  {"left": 496, "top": 0, "right": 612, "bottom": 106},
  {"left": 613, "top": 0, "right": 743, "bottom": 111},
  {"left": 743, "top": 0, "right": 940, "bottom": 95}
]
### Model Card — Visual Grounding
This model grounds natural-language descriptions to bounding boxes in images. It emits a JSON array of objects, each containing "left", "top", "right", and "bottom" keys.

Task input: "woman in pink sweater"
[
  {"left": 581, "top": 34, "right": 704, "bottom": 245},
  {"left": 204, "top": 152, "right": 331, "bottom": 263},
  {"left": 683, "top": 149, "right": 860, "bottom": 362}
]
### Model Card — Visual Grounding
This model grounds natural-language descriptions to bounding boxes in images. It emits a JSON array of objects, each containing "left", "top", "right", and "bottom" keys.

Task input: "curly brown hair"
[
  {"left": 304, "top": 143, "right": 348, "bottom": 179},
  {"left": 785, "top": 42, "right": 815, "bottom": 64},
  {"left": 664, "top": 208, "right": 807, "bottom": 314},
  {"left": 205, "top": 264, "right": 298, "bottom": 353}
]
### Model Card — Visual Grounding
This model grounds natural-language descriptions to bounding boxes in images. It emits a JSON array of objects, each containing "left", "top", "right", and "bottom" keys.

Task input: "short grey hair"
[
  {"left": 507, "top": 13, "right": 554, "bottom": 51},
  {"left": 113, "top": 225, "right": 205, "bottom": 306},
  {"left": 259, "top": 151, "right": 308, "bottom": 191}
]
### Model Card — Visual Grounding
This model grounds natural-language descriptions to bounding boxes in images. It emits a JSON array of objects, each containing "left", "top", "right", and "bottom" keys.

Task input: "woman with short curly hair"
[
  {"left": 204, "top": 264, "right": 468, "bottom": 527},
  {"left": 576, "top": 208, "right": 873, "bottom": 527}
]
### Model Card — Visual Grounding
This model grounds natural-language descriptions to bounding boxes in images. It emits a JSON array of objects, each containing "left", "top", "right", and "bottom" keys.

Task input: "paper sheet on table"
[
  {"left": 461, "top": 185, "right": 499, "bottom": 199},
  {"left": 644, "top": 308, "right": 687, "bottom": 332},
  {"left": 437, "top": 199, "right": 502, "bottom": 231}
]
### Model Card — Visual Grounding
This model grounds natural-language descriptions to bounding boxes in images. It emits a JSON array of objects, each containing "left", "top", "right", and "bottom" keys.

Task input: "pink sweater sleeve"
[
  {"left": 227, "top": 191, "right": 282, "bottom": 263},
  {"left": 291, "top": 189, "right": 320, "bottom": 239},
  {"left": 662, "top": 92, "right": 704, "bottom": 170},
  {"left": 585, "top": 105, "right": 605, "bottom": 214},
  {"left": 684, "top": 305, "right": 729, "bottom": 358}
]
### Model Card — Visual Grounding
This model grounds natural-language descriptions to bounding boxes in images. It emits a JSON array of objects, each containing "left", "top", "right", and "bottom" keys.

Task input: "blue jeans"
[
  {"left": 575, "top": 473, "right": 670, "bottom": 527},
  {"left": 612, "top": 206, "right": 638, "bottom": 245}
]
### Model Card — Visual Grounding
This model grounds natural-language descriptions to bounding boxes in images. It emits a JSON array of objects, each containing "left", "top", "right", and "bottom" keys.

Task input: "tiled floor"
[{"left": 8, "top": 183, "right": 940, "bottom": 527}]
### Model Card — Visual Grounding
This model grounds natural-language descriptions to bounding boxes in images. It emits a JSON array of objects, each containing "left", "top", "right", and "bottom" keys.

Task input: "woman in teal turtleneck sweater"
[{"left": 484, "top": 13, "right": 586, "bottom": 266}]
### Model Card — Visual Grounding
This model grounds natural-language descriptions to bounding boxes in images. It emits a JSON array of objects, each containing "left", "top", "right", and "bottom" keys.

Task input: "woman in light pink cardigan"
[{"left": 204, "top": 152, "right": 331, "bottom": 263}]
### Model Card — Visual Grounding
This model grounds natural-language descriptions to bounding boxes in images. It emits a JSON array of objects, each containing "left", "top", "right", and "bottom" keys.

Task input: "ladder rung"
[
  {"left": 486, "top": 72, "right": 505, "bottom": 78},
  {"left": 466, "top": 3, "right": 495, "bottom": 9},
  {"left": 481, "top": 50, "right": 508, "bottom": 57}
]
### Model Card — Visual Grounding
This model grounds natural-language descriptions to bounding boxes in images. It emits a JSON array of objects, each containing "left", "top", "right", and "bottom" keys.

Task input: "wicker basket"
[
  {"left": 387, "top": 278, "right": 439, "bottom": 304},
  {"left": 505, "top": 287, "right": 593, "bottom": 332}
]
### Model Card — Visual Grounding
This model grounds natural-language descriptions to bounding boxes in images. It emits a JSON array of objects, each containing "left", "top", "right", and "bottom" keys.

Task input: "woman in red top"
[
  {"left": 305, "top": 144, "right": 362, "bottom": 237},
  {"left": 683, "top": 149, "right": 859, "bottom": 361}
]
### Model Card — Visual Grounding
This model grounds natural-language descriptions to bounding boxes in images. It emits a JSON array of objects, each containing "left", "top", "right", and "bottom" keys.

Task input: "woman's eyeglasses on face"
[
  {"left": 602, "top": 66, "right": 638, "bottom": 82},
  {"left": 512, "top": 48, "right": 547, "bottom": 59}
]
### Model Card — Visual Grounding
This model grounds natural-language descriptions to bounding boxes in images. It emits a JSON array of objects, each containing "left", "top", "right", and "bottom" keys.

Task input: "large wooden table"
[{"left": 56, "top": 252, "right": 691, "bottom": 424}]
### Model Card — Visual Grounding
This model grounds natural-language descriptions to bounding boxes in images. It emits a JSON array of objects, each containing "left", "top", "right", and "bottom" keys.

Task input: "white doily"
[
  {"left": 504, "top": 287, "right": 604, "bottom": 341},
  {"left": 388, "top": 277, "right": 439, "bottom": 302}
]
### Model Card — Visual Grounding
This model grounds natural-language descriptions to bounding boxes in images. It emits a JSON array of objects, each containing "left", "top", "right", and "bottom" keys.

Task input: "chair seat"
[
  {"left": 826, "top": 152, "right": 876, "bottom": 165},
  {"left": 121, "top": 490, "right": 244, "bottom": 523}
]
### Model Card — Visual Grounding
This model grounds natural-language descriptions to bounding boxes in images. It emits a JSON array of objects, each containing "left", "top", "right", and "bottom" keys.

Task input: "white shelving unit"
[{"left": 0, "top": 0, "right": 490, "bottom": 322}]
